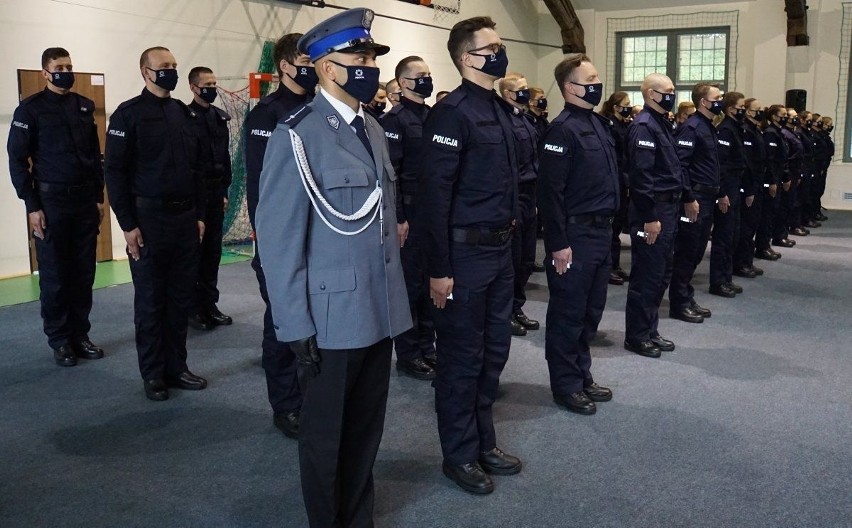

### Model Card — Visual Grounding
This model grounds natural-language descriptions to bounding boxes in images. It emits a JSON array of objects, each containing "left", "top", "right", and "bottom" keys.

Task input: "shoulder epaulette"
[
  {"left": 212, "top": 105, "right": 231, "bottom": 121},
  {"left": 279, "top": 104, "right": 312, "bottom": 127},
  {"left": 115, "top": 94, "right": 145, "bottom": 112},
  {"left": 593, "top": 112, "right": 613, "bottom": 128},
  {"left": 174, "top": 99, "right": 198, "bottom": 119},
  {"left": 437, "top": 88, "right": 466, "bottom": 108}
]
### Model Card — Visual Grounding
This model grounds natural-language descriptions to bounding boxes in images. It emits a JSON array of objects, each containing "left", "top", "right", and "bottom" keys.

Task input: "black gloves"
[{"left": 288, "top": 335, "right": 321, "bottom": 378}]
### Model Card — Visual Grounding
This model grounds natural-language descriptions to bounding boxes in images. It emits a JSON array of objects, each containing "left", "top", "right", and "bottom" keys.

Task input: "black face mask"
[
  {"left": 733, "top": 108, "right": 746, "bottom": 121},
  {"left": 753, "top": 110, "right": 765, "bottom": 122},
  {"left": 468, "top": 45, "right": 508, "bottom": 79},
  {"left": 652, "top": 89, "right": 676, "bottom": 112},
  {"left": 373, "top": 101, "right": 387, "bottom": 113},
  {"left": 791, "top": 117, "right": 800, "bottom": 126},
  {"left": 569, "top": 82, "right": 603, "bottom": 106},
  {"left": 513, "top": 89, "right": 531, "bottom": 105},
  {"left": 195, "top": 86, "right": 217, "bottom": 104},
  {"left": 330, "top": 61, "right": 381, "bottom": 104},
  {"left": 147, "top": 67, "right": 178, "bottom": 91},
  {"left": 778, "top": 116, "right": 788, "bottom": 126},
  {"left": 618, "top": 105, "right": 632, "bottom": 118},
  {"left": 47, "top": 70, "right": 75, "bottom": 90},
  {"left": 536, "top": 98, "right": 548, "bottom": 110},
  {"left": 289, "top": 65, "right": 318, "bottom": 92},
  {"left": 405, "top": 76, "right": 434, "bottom": 98}
]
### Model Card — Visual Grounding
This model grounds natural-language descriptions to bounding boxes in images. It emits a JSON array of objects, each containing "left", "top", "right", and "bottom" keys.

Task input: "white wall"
[{"left": 0, "top": 0, "right": 559, "bottom": 278}]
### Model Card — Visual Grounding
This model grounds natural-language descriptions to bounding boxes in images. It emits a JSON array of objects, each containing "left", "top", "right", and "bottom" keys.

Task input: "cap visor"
[{"left": 341, "top": 42, "right": 390, "bottom": 57}]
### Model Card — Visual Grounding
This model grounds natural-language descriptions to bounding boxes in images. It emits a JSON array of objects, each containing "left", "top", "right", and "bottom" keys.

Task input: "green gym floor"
[{"left": 0, "top": 250, "right": 251, "bottom": 308}]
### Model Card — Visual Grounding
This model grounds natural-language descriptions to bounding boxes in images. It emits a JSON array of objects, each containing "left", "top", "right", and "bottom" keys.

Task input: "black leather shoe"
[
  {"left": 733, "top": 267, "right": 758, "bottom": 279},
  {"left": 726, "top": 282, "right": 743, "bottom": 294},
  {"left": 650, "top": 334, "right": 676, "bottom": 352},
  {"left": 790, "top": 227, "right": 808, "bottom": 237},
  {"left": 73, "top": 339, "right": 104, "bottom": 360},
  {"left": 442, "top": 461, "right": 494, "bottom": 494},
  {"left": 669, "top": 306, "right": 705, "bottom": 323},
  {"left": 396, "top": 357, "right": 436, "bottom": 380},
  {"left": 532, "top": 262, "right": 545, "bottom": 273},
  {"left": 689, "top": 301, "right": 712, "bottom": 318},
  {"left": 749, "top": 265, "right": 764, "bottom": 276},
  {"left": 608, "top": 272, "right": 624, "bottom": 285},
  {"left": 772, "top": 238, "right": 795, "bottom": 248},
  {"left": 165, "top": 371, "right": 208, "bottom": 390},
  {"left": 583, "top": 383, "right": 613, "bottom": 402},
  {"left": 554, "top": 391, "right": 597, "bottom": 414},
  {"left": 53, "top": 345, "right": 77, "bottom": 367},
  {"left": 188, "top": 312, "right": 214, "bottom": 331},
  {"left": 769, "top": 248, "right": 782, "bottom": 258},
  {"left": 478, "top": 447, "right": 522, "bottom": 475},
  {"left": 273, "top": 411, "right": 299, "bottom": 439},
  {"left": 804, "top": 220, "right": 821, "bottom": 228},
  {"left": 755, "top": 249, "right": 780, "bottom": 261},
  {"left": 144, "top": 379, "right": 169, "bottom": 401},
  {"left": 624, "top": 340, "right": 662, "bottom": 358},
  {"left": 614, "top": 267, "right": 630, "bottom": 281},
  {"left": 816, "top": 213, "right": 828, "bottom": 221},
  {"left": 514, "top": 312, "right": 539, "bottom": 330},
  {"left": 510, "top": 319, "right": 527, "bottom": 336},
  {"left": 207, "top": 304, "right": 233, "bottom": 326},
  {"left": 709, "top": 284, "right": 736, "bottom": 298},
  {"left": 423, "top": 352, "right": 437, "bottom": 368}
]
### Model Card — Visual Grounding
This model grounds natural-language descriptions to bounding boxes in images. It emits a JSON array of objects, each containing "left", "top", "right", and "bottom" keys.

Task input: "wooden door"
[{"left": 17, "top": 69, "right": 113, "bottom": 272}]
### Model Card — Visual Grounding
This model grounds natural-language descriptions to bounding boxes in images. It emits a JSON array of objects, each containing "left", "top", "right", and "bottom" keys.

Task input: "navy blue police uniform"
[
  {"left": 776, "top": 127, "right": 802, "bottom": 243},
  {"left": 7, "top": 88, "right": 103, "bottom": 363},
  {"left": 509, "top": 106, "right": 540, "bottom": 324},
  {"left": 734, "top": 118, "right": 767, "bottom": 271},
  {"left": 381, "top": 96, "right": 436, "bottom": 374},
  {"left": 537, "top": 103, "right": 620, "bottom": 400},
  {"left": 711, "top": 115, "right": 746, "bottom": 289},
  {"left": 609, "top": 115, "right": 630, "bottom": 277},
  {"left": 624, "top": 106, "right": 691, "bottom": 350},
  {"left": 104, "top": 88, "right": 205, "bottom": 384},
  {"left": 419, "top": 78, "right": 519, "bottom": 467},
  {"left": 669, "top": 111, "right": 720, "bottom": 308},
  {"left": 188, "top": 100, "right": 232, "bottom": 322},
  {"left": 244, "top": 83, "right": 310, "bottom": 426},
  {"left": 758, "top": 123, "right": 788, "bottom": 253},
  {"left": 811, "top": 125, "right": 833, "bottom": 220},
  {"left": 794, "top": 126, "right": 817, "bottom": 227}
]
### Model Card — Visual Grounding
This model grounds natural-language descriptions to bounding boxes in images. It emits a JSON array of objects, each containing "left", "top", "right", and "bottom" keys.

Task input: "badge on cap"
[
  {"left": 327, "top": 115, "right": 340, "bottom": 130},
  {"left": 362, "top": 9, "right": 374, "bottom": 27}
]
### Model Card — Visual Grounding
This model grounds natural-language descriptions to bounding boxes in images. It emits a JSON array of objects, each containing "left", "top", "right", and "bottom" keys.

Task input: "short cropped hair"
[
  {"left": 554, "top": 53, "right": 591, "bottom": 96},
  {"left": 188, "top": 66, "right": 213, "bottom": 85},
  {"left": 41, "top": 47, "right": 70, "bottom": 69},
  {"left": 691, "top": 82, "right": 719, "bottom": 107},
  {"left": 395, "top": 56, "right": 425, "bottom": 81},
  {"left": 498, "top": 72, "right": 525, "bottom": 94},
  {"left": 273, "top": 33, "right": 303, "bottom": 78},
  {"left": 722, "top": 91, "right": 744, "bottom": 111},
  {"left": 140, "top": 46, "right": 170, "bottom": 68}
]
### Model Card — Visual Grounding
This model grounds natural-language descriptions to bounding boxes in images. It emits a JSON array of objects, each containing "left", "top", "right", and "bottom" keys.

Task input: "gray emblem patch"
[{"left": 327, "top": 115, "right": 340, "bottom": 130}]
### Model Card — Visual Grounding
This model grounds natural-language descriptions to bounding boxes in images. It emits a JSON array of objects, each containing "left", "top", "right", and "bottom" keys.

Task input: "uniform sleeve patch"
[
  {"left": 108, "top": 128, "right": 125, "bottom": 137},
  {"left": 637, "top": 139, "right": 656, "bottom": 149},
  {"left": 12, "top": 120, "right": 29, "bottom": 130},
  {"left": 677, "top": 140, "right": 693, "bottom": 147},
  {"left": 717, "top": 139, "right": 731, "bottom": 146},
  {"left": 431, "top": 134, "right": 460, "bottom": 150},
  {"left": 384, "top": 131, "right": 401, "bottom": 141},
  {"left": 543, "top": 143, "right": 566, "bottom": 154}
]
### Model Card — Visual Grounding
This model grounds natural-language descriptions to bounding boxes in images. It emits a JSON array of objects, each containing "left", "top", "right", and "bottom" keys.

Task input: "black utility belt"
[
  {"left": 691, "top": 183, "right": 720, "bottom": 196},
  {"left": 654, "top": 191, "right": 682, "bottom": 203},
  {"left": 450, "top": 224, "right": 514, "bottom": 246},
  {"left": 37, "top": 181, "right": 98, "bottom": 195},
  {"left": 134, "top": 196, "right": 194, "bottom": 212},
  {"left": 566, "top": 214, "right": 615, "bottom": 228}
]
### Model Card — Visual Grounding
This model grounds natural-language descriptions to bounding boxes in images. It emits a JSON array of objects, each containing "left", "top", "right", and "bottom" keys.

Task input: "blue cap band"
[{"left": 307, "top": 27, "right": 371, "bottom": 61}]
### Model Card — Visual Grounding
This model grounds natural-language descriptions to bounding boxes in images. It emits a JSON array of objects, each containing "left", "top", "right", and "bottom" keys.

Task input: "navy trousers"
[
  {"left": 669, "top": 194, "right": 715, "bottom": 310},
  {"left": 512, "top": 187, "right": 538, "bottom": 314},
  {"left": 432, "top": 242, "right": 513, "bottom": 466},
  {"left": 733, "top": 191, "right": 761, "bottom": 270},
  {"left": 195, "top": 196, "right": 224, "bottom": 310},
  {"left": 710, "top": 192, "right": 741, "bottom": 287}
]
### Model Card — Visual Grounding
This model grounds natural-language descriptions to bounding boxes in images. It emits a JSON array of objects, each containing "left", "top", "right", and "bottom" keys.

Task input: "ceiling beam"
[{"left": 543, "top": 0, "right": 585, "bottom": 54}]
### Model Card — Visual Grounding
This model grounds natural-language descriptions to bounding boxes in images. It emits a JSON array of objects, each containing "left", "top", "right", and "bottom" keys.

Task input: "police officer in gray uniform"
[{"left": 255, "top": 8, "right": 411, "bottom": 527}]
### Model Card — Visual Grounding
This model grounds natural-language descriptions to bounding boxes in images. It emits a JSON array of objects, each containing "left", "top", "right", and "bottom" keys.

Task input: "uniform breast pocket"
[
  {"left": 138, "top": 121, "right": 167, "bottom": 153},
  {"left": 470, "top": 126, "right": 504, "bottom": 190},
  {"left": 323, "top": 168, "right": 371, "bottom": 214},
  {"left": 577, "top": 135, "right": 602, "bottom": 151},
  {"left": 37, "top": 113, "right": 70, "bottom": 150}
]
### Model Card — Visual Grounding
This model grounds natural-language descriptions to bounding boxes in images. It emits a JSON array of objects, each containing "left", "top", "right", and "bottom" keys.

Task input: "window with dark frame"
[{"left": 614, "top": 27, "right": 730, "bottom": 109}]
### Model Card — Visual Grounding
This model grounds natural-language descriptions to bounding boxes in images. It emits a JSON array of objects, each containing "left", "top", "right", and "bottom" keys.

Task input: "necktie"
[{"left": 351, "top": 115, "right": 373, "bottom": 159}]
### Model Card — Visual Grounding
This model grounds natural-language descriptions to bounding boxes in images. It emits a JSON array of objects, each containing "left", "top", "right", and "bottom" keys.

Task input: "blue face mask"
[
  {"left": 536, "top": 98, "right": 548, "bottom": 110},
  {"left": 331, "top": 61, "right": 381, "bottom": 104},
  {"left": 513, "top": 89, "right": 531, "bottom": 105},
  {"left": 406, "top": 75, "right": 434, "bottom": 98},
  {"left": 569, "top": 82, "right": 603, "bottom": 106},
  {"left": 147, "top": 67, "right": 178, "bottom": 91},
  {"left": 290, "top": 65, "right": 318, "bottom": 92},
  {"left": 48, "top": 70, "right": 75, "bottom": 90},
  {"left": 195, "top": 86, "right": 217, "bottom": 104},
  {"left": 652, "top": 89, "right": 676, "bottom": 112},
  {"left": 468, "top": 45, "right": 509, "bottom": 79},
  {"left": 704, "top": 98, "right": 723, "bottom": 115}
]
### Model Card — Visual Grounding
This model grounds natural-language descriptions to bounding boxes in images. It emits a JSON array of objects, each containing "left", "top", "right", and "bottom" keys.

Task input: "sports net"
[
  {"left": 432, "top": 0, "right": 461, "bottom": 24},
  {"left": 217, "top": 40, "right": 278, "bottom": 256}
]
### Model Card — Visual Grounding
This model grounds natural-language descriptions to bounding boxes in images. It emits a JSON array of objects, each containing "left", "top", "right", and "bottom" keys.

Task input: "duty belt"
[
  {"left": 566, "top": 214, "right": 614, "bottom": 228},
  {"left": 691, "top": 183, "right": 720, "bottom": 196},
  {"left": 653, "top": 191, "right": 682, "bottom": 203},
  {"left": 37, "top": 181, "right": 98, "bottom": 196},
  {"left": 450, "top": 223, "right": 514, "bottom": 246},
  {"left": 134, "top": 196, "right": 194, "bottom": 212}
]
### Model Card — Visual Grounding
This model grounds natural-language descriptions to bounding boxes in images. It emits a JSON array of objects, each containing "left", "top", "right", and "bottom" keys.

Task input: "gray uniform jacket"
[{"left": 256, "top": 92, "right": 412, "bottom": 350}]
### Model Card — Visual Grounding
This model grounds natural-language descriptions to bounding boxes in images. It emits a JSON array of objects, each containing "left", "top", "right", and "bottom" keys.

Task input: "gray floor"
[{"left": 1, "top": 212, "right": 851, "bottom": 527}]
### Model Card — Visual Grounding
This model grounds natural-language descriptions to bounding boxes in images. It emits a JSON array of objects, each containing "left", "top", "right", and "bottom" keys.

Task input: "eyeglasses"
[{"left": 467, "top": 43, "right": 505, "bottom": 56}]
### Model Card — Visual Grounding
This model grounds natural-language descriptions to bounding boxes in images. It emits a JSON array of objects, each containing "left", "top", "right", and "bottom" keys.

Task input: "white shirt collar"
[{"left": 319, "top": 87, "right": 364, "bottom": 128}]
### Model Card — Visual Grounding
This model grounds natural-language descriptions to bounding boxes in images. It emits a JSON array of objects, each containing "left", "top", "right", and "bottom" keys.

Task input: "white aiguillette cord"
[{"left": 289, "top": 128, "right": 384, "bottom": 242}]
